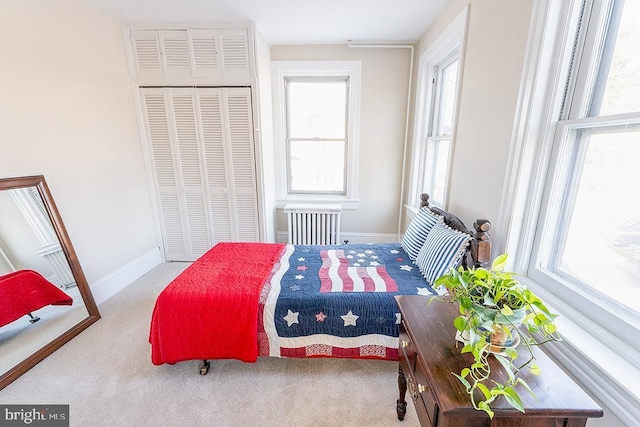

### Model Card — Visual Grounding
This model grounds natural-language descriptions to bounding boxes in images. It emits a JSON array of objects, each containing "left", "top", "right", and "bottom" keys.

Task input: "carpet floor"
[{"left": 1, "top": 261, "right": 420, "bottom": 427}]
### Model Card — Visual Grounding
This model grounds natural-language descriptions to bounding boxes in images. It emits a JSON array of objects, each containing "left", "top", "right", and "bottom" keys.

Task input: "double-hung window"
[
  {"left": 505, "top": 1, "right": 640, "bottom": 421},
  {"left": 529, "top": 0, "right": 640, "bottom": 326},
  {"left": 409, "top": 8, "right": 466, "bottom": 209},
  {"left": 285, "top": 77, "right": 348, "bottom": 194},
  {"left": 272, "top": 61, "right": 361, "bottom": 207},
  {"left": 420, "top": 54, "right": 459, "bottom": 207}
]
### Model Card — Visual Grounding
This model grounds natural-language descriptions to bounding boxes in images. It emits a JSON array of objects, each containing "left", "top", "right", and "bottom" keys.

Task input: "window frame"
[
  {"left": 408, "top": 7, "right": 467, "bottom": 210},
  {"left": 272, "top": 61, "right": 361, "bottom": 208}
]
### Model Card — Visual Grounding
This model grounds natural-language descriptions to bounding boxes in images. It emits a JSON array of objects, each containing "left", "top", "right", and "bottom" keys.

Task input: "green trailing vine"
[{"left": 432, "top": 253, "right": 562, "bottom": 418}]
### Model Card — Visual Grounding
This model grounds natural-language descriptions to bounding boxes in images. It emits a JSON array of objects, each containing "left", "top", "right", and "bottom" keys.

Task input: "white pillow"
[
  {"left": 401, "top": 207, "right": 443, "bottom": 260},
  {"left": 416, "top": 221, "right": 472, "bottom": 286}
]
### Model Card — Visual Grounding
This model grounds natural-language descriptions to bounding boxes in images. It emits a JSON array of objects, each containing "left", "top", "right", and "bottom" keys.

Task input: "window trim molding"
[
  {"left": 271, "top": 61, "right": 361, "bottom": 208},
  {"left": 499, "top": 0, "right": 640, "bottom": 424},
  {"left": 408, "top": 6, "right": 468, "bottom": 210}
]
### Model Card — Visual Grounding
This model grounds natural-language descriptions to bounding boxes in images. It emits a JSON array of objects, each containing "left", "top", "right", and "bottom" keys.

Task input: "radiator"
[{"left": 284, "top": 204, "right": 342, "bottom": 245}]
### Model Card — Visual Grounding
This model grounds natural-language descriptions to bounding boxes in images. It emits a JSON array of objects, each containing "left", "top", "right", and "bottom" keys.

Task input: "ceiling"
[{"left": 85, "top": 0, "right": 450, "bottom": 45}]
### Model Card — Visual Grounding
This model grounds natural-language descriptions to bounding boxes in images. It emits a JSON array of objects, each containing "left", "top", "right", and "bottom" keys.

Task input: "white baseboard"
[
  {"left": 91, "top": 247, "right": 162, "bottom": 305},
  {"left": 276, "top": 231, "right": 399, "bottom": 244}
]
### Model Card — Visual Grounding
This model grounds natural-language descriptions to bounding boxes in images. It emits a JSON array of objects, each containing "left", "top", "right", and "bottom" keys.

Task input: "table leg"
[{"left": 397, "top": 363, "right": 408, "bottom": 421}]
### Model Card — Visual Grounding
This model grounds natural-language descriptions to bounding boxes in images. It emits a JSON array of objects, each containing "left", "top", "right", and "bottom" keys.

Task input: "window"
[
  {"left": 420, "top": 55, "right": 459, "bottom": 207},
  {"left": 272, "top": 61, "right": 361, "bottom": 207},
  {"left": 503, "top": 1, "right": 640, "bottom": 422},
  {"left": 285, "top": 77, "right": 348, "bottom": 194},
  {"left": 409, "top": 8, "right": 466, "bottom": 209},
  {"left": 529, "top": 0, "right": 640, "bottom": 320}
]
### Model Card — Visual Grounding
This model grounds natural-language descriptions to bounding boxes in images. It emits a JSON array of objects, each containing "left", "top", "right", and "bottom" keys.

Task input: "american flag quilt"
[{"left": 258, "top": 243, "right": 436, "bottom": 360}]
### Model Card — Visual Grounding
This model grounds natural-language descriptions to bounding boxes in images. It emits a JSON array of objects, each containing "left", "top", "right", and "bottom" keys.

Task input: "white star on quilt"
[
  {"left": 365, "top": 250, "right": 373, "bottom": 254},
  {"left": 284, "top": 309, "right": 299, "bottom": 327},
  {"left": 416, "top": 287, "right": 432, "bottom": 296},
  {"left": 341, "top": 310, "right": 359, "bottom": 327},
  {"left": 390, "top": 249, "right": 399, "bottom": 254},
  {"left": 353, "top": 263, "right": 360, "bottom": 267},
  {"left": 349, "top": 250, "right": 356, "bottom": 254},
  {"left": 400, "top": 265, "right": 412, "bottom": 271},
  {"left": 370, "top": 255, "right": 378, "bottom": 259},
  {"left": 395, "top": 313, "right": 401, "bottom": 324},
  {"left": 298, "top": 257, "right": 305, "bottom": 261},
  {"left": 357, "top": 253, "right": 365, "bottom": 257},
  {"left": 346, "top": 255, "right": 354, "bottom": 259},
  {"left": 358, "top": 258, "right": 366, "bottom": 263},
  {"left": 369, "top": 261, "right": 380, "bottom": 266},
  {"left": 295, "top": 274, "right": 304, "bottom": 280}
]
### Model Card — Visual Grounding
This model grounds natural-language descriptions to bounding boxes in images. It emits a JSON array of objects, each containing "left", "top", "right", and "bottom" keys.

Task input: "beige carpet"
[{"left": 1, "top": 262, "right": 420, "bottom": 427}]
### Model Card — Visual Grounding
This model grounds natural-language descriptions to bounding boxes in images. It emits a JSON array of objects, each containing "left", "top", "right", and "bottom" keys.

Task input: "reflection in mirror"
[{"left": 0, "top": 175, "right": 100, "bottom": 390}]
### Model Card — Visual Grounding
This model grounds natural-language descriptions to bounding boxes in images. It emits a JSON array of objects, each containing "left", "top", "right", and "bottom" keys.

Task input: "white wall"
[
  {"left": 271, "top": 44, "right": 412, "bottom": 240},
  {"left": 415, "top": 0, "right": 533, "bottom": 243},
  {"left": 0, "top": 0, "right": 158, "bottom": 295}
]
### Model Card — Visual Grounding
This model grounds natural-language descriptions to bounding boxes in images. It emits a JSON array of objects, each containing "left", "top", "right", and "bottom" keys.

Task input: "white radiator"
[{"left": 284, "top": 204, "right": 342, "bottom": 245}]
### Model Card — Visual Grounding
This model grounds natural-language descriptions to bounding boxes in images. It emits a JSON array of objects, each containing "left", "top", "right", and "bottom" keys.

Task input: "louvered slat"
[
  {"left": 184, "top": 193, "right": 211, "bottom": 256},
  {"left": 221, "top": 33, "right": 248, "bottom": 69},
  {"left": 130, "top": 30, "right": 162, "bottom": 77},
  {"left": 158, "top": 193, "right": 186, "bottom": 256},
  {"left": 188, "top": 29, "right": 219, "bottom": 78},
  {"left": 235, "top": 193, "right": 258, "bottom": 241},
  {"left": 226, "top": 92, "right": 254, "bottom": 189},
  {"left": 171, "top": 93, "right": 203, "bottom": 187},
  {"left": 210, "top": 193, "right": 233, "bottom": 242},
  {"left": 159, "top": 30, "right": 190, "bottom": 78},
  {"left": 198, "top": 90, "right": 227, "bottom": 189},
  {"left": 143, "top": 92, "right": 176, "bottom": 187},
  {"left": 219, "top": 29, "right": 250, "bottom": 79}
]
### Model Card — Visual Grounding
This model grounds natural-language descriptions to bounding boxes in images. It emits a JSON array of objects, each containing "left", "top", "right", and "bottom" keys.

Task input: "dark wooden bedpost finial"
[
  {"left": 420, "top": 193, "right": 430, "bottom": 208},
  {"left": 472, "top": 219, "right": 491, "bottom": 268}
]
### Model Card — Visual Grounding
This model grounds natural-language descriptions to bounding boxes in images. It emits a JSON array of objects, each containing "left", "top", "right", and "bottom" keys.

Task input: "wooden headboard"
[{"left": 420, "top": 193, "right": 491, "bottom": 269}]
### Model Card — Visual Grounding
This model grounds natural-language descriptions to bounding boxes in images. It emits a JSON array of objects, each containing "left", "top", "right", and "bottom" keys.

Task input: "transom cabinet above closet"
[
  {"left": 140, "top": 87, "right": 259, "bottom": 261},
  {"left": 128, "top": 28, "right": 252, "bottom": 84}
]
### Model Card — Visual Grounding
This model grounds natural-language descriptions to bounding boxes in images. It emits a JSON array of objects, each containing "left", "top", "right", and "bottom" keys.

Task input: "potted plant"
[{"left": 432, "top": 253, "right": 561, "bottom": 419}]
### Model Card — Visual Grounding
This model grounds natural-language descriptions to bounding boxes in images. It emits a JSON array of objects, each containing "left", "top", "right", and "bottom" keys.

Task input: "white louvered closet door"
[
  {"left": 222, "top": 88, "right": 258, "bottom": 241},
  {"left": 141, "top": 87, "right": 258, "bottom": 261}
]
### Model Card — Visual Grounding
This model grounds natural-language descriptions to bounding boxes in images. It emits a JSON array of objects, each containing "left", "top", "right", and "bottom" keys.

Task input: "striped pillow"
[
  {"left": 416, "top": 221, "right": 472, "bottom": 286},
  {"left": 401, "top": 207, "right": 443, "bottom": 260}
]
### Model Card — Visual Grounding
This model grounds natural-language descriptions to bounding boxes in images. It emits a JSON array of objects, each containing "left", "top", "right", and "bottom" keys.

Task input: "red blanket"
[
  {"left": 0, "top": 269, "right": 73, "bottom": 327},
  {"left": 149, "top": 242, "right": 285, "bottom": 365}
]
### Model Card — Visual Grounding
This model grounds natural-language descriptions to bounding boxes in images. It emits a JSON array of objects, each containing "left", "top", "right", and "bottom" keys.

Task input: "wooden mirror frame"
[{"left": 0, "top": 175, "right": 100, "bottom": 390}]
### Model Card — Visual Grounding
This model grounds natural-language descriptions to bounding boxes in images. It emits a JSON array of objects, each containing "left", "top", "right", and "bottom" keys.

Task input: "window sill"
[
  {"left": 276, "top": 197, "right": 360, "bottom": 210},
  {"left": 520, "top": 276, "right": 640, "bottom": 425}
]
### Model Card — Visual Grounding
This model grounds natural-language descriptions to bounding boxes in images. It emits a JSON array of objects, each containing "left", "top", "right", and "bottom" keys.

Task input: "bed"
[
  {"left": 0, "top": 269, "right": 73, "bottom": 328},
  {"left": 149, "top": 195, "right": 491, "bottom": 372}
]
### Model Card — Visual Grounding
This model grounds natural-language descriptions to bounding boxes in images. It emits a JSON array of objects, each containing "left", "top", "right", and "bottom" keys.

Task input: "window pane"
[
  {"left": 435, "top": 59, "right": 459, "bottom": 137},
  {"left": 422, "top": 138, "right": 450, "bottom": 207},
  {"left": 593, "top": 0, "right": 640, "bottom": 116},
  {"left": 555, "top": 126, "right": 640, "bottom": 313},
  {"left": 290, "top": 140, "right": 345, "bottom": 192},
  {"left": 287, "top": 80, "right": 347, "bottom": 139}
]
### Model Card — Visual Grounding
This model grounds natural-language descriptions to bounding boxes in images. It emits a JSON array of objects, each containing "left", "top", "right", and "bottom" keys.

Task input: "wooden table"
[{"left": 395, "top": 295, "right": 603, "bottom": 427}]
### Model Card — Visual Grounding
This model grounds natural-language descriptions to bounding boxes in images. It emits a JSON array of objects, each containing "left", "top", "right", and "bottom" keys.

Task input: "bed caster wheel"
[{"left": 200, "top": 360, "right": 210, "bottom": 375}]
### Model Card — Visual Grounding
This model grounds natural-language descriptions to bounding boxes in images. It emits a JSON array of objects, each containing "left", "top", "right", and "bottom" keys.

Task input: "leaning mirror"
[{"left": 0, "top": 175, "right": 100, "bottom": 390}]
